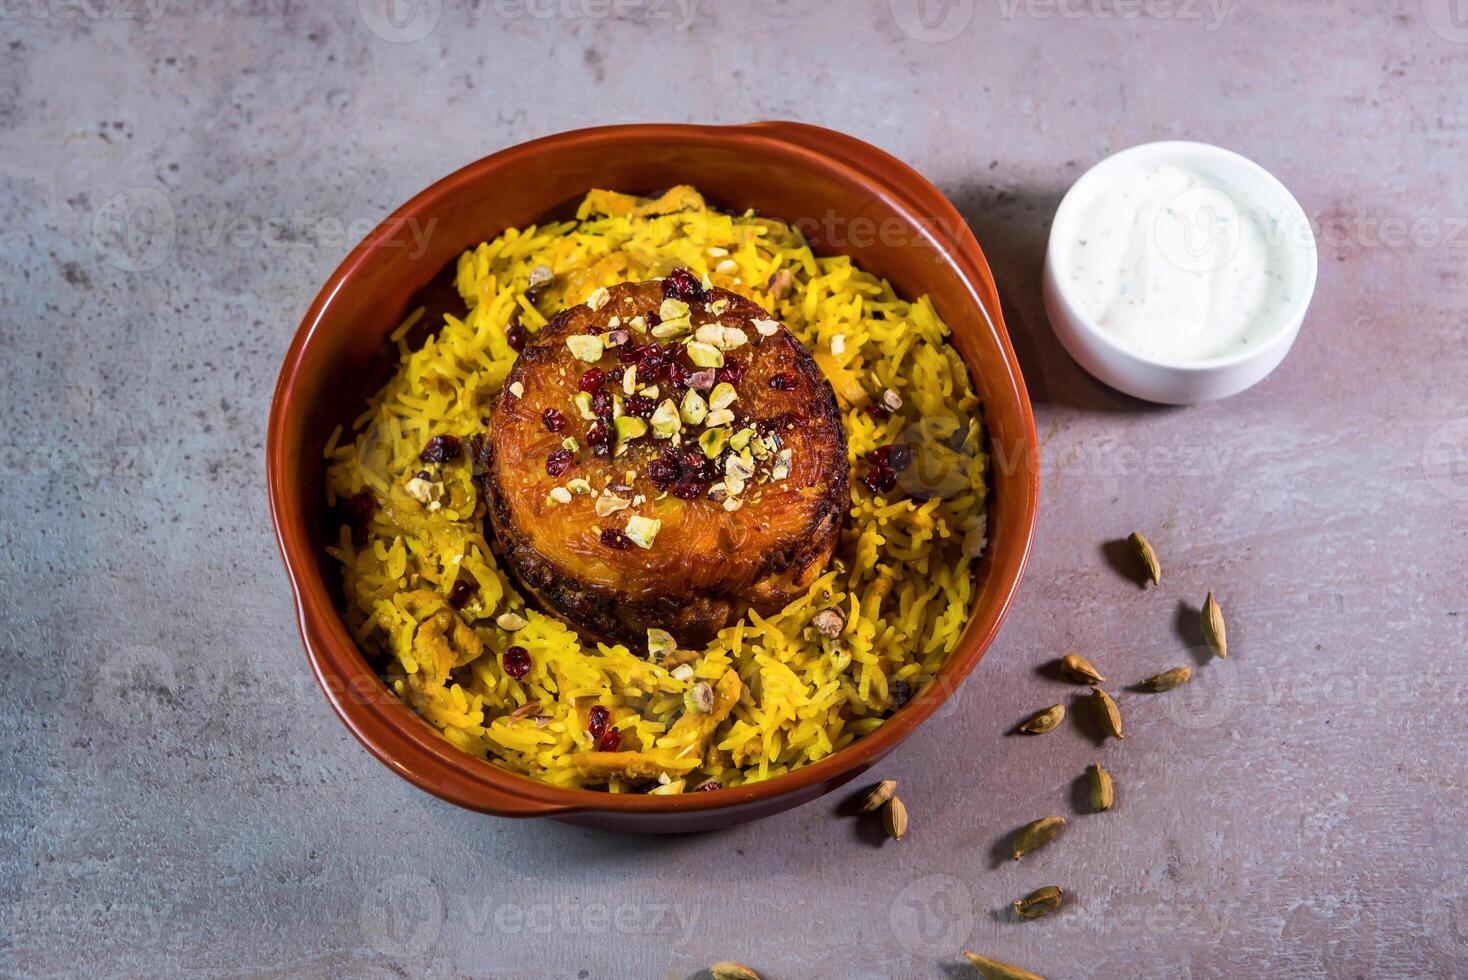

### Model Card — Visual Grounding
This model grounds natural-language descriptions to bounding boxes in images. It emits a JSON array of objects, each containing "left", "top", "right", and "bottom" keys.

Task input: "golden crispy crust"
[{"left": 480, "top": 279, "right": 848, "bottom": 647}]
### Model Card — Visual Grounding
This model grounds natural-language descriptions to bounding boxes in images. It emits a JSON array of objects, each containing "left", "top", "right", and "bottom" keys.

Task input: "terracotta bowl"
[{"left": 267, "top": 122, "right": 1038, "bottom": 833}]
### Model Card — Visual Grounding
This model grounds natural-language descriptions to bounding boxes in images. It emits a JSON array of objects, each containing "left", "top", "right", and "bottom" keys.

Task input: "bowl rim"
[
  {"left": 267, "top": 121, "right": 1039, "bottom": 819},
  {"left": 1044, "top": 139, "right": 1320, "bottom": 374}
]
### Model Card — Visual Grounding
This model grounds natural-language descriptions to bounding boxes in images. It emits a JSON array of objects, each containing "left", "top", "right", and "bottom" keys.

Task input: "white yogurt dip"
[{"left": 1060, "top": 164, "right": 1295, "bottom": 363}]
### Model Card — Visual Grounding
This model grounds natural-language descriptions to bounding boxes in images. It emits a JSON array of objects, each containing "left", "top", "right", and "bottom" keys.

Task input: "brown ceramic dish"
[{"left": 266, "top": 122, "right": 1039, "bottom": 833}]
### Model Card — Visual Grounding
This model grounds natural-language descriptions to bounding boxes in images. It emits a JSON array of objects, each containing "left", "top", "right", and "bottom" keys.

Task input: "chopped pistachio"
[
  {"left": 623, "top": 364, "right": 638, "bottom": 396},
  {"left": 706, "top": 408, "right": 735, "bottom": 428},
  {"left": 680, "top": 389, "right": 709, "bottom": 426},
  {"left": 771, "top": 448, "right": 792, "bottom": 480},
  {"left": 651, "top": 319, "right": 690, "bottom": 340},
  {"left": 752, "top": 317, "right": 780, "bottom": 337},
  {"left": 614, "top": 416, "right": 647, "bottom": 452},
  {"left": 561, "top": 437, "right": 579, "bottom": 453},
  {"left": 729, "top": 427, "right": 756, "bottom": 451},
  {"left": 566, "top": 334, "right": 604, "bottom": 362},
  {"left": 625, "top": 515, "right": 661, "bottom": 549},
  {"left": 495, "top": 611, "right": 528, "bottom": 631},
  {"left": 651, "top": 399, "right": 682, "bottom": 438},
  {"left": 574, "top": 391, "right": 596, "bottom": 420},
  {"left": 699, "top": 427, "right": 729, "bottom": 459},
  {"left": 685, "top": 681, "right": 715, "bottom": 714},
  {"left": 548, "top": 486, "right": 572, "bottom": 504},
  {"left": 594, "top": 493, "right": 631, "bottom": 517},
  {"left": 507, "top": 381, "right": 524, "bottom": 398},
  {"left": 685, "top": 341, "right": 724, "bottom": 368},
  {"left": 585, "top": 287, "right": 610, "bottom": 310},
  {"left": 566, "top": 477, "right": 591, "bottom": 494},
  {"left": 647, "top": 627, "right": 676, "bottom": 659},
  {"left": 695, "top": 323, "right": 749, "bottom": 351},
  {"left": 708, "top": 382, "right": 738, "bottom": 411},
  {"left": 658, "top": 298, "right": 690, "bottom": 321}
]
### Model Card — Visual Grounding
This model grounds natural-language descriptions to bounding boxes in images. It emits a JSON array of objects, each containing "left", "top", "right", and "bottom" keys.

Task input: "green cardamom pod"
[
  {"left": 1203, "top": 592, "right": 1227, "bottom": 658},
  {"left": 1019, "top": 704, "right": 1065, "bottom": 734},
  {"left": 1011, "top": 815, "right": 1065, "bottom": 860}
]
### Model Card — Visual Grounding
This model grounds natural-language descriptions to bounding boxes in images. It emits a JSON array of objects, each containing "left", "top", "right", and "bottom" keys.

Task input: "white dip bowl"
[{"left": 1043, "top": 140, "right": 1318, "bottom": 405}]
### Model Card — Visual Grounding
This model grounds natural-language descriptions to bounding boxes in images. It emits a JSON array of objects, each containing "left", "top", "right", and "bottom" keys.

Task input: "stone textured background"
[{"left": 2, "top": 1, "right": 1466, "bottom": 977}]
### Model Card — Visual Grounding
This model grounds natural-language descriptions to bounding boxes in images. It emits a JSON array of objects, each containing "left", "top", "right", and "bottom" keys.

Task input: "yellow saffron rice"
[{"left": 324, "top": 187, "right": 988, "bottom": 793}]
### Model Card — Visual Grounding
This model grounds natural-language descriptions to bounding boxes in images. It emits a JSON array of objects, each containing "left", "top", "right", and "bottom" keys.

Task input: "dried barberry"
[
  {"left": 342, "top": 490, "right": 377, "bottom": 545},
  {"left": 768, "top": 372, "right": 798, "bottom": 391},
  {"left": 863, "top": 466, "right": 897, "bottom": 494},
  {"left": 545, "top": 448, "right": 574, "bottom": 476},
  {"left": 663, "top": 267, "right": 705, "bottom": 304},
  {"left": 647, "top": 452, "right": 681, "bottom": 490},
  {"left": 600, "top": 527, "right": 633, "bottom": 549},
  {"left": 579, "top": 368, "right": 604, "bottom": 393},
  {"left": 865, "top": 402, "right": 892, "bottom": 420},
  {"left": 588, "top": 704, "right": 610, "bottom": 738},
  {"left": 587, "top": 420, "right": 612, "bottom": 458},
  {"left": 419, "top": 434, "right": 462, "bottom": 463},
  {"left": 715, "top": 358, "right": 745, "bottom": 385},
  {"left": 502, "top": 646, "right": 531, "bottom": 678},
  {"left": 448, "top": 578, "right": 477, "bottom": 609},
  {"left": 542, "top": 408, "right": 567, "bottom": 433},
  {"left": 506, "top": 323, "right": 529, "bottom": 352},
  {"left": 695, "top": 780, "right": 721, "bottom": 792},
  {"left": 624, "top": 394, "right": 655, "bottom": 419},
  {"left": 888, "top": 444, "right": 913, "bottom": 472},
  {"left": 672, "top": 480, "right": 706, "bottom": 500},
  {"left": 636, "top": 343, "right": 668, "bottom": 381},
  {"left": 597, "top": 728, "right": 622, "bottom": 752},
  {"left": 591, "top": 389, "right": 613, "bottom": 418}
]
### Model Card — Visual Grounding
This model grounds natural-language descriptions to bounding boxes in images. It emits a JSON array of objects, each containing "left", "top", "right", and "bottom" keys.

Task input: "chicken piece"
[
  {"left": 569, "top": 670, "right": 743, "bottom": 780},
  {"left": 399, "top": 590, "right": 484, "bottom": 686},
  {"left": 481, "top": 277, "right": 848, "bottom": 647}
]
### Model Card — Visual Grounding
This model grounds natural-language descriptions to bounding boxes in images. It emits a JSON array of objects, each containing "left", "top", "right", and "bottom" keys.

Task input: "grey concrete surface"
[{"left": 2, "top": 1, "right": 1466, "bottom": 977}]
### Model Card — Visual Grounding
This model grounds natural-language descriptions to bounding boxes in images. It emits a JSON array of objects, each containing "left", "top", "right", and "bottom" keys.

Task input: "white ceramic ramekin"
[{"left": 1043, "top": 140, "right": 1318, "bottom": 405}]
